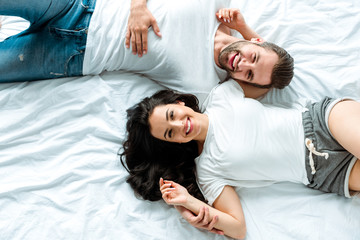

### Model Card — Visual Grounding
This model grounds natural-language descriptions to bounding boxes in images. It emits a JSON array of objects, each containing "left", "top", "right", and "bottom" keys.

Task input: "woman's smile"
[{"left": 149, "top": 103, "right": 208, "bottom": 143}]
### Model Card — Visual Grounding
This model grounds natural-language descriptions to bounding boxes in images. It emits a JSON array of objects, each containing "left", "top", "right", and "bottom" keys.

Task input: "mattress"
[{"left": 0, "top": 0, "right": 359, "bottom": 239}]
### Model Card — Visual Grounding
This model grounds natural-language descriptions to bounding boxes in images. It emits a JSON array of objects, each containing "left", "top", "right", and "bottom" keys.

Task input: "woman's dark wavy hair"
[{"left": 120, "top": 90, "right": 206, "bottom": 202}]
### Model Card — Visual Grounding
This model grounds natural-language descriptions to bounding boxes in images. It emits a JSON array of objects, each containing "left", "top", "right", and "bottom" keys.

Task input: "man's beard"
[{"left": 218, "top": 41, "right": 249, "bottom": 71}]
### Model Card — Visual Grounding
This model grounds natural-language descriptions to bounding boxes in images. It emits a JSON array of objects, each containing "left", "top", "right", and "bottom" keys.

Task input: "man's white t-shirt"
[
  {"left": 196, "top": 80, "right": 309, "bottom": 205},
  {"left": 83, "top": 0, "right": 230, "bottom": 103}
]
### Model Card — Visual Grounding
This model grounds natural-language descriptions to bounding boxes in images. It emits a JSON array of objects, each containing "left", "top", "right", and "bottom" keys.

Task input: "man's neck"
[{"left": 213, "top": 24, "right": 240, "bottom": 68}]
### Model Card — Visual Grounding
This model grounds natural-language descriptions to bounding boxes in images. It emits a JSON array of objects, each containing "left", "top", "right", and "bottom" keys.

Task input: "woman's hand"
[
  {"left": 159, "top": 178, "right": 189, "bottom": 206},
  {"left": 125, "top": 3, "right": 162, "bottom": 57},
  {"left": 175, "top": 206, "right": 224, "bottom": 235},
  {"left": 216, "top": 8, "right": 247, "bottom": 31}
]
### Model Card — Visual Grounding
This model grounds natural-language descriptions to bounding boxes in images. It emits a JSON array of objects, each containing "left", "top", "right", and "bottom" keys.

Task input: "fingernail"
[{"left": 143, "top": 51, "right": 146, "bottom": 55}]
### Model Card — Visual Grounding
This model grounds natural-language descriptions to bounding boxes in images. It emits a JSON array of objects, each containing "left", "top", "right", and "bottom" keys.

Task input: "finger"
[
  {"left": 162, "top": 188, "right": 176, "bottom": 195},
  {"left": 135, "top": 31, "right": 143, "bottom": 57},
  {"left": 131, "top": 30, "right": 137, "bottom": 55},
  {"left": 224, "top": 9, "right": 230, "bottom": 22},
  {"left": 219, "top": 9, "right": 225, "bottom": 20},
  {"left": 141, "top": 28, "right": 148, "bottom": 55},
  {"left": 229, "top": 10, "right": 234, "bottom": 21},
  {"left": 216, "top": 10, "right": 222, "bottom": 19},
  {"left": 207, "top": 215, "right": 218, "bottom": 230},
  {"left": 201, "top": 207, "right": 210, "bottom": 224},
  {"left": 160, "top": 183, "right": 172, "bottom": 191},
  {"left": 163, "top": 180, "right": 175, "bottom": 186},
  {"left": 162, "top": 191, "right": 170, "bottom": 200},
  {"left": 194, "top": 207, "right": 205, "bottom": 223},
  {"left": 210, "top": 228, "right": 224, "bottom": 235},
  {"left": 159, "top": 178, "right": 164, "bottom": 187},
  {"left": 151, "top": 19, "right": 162, "bottom": 38},
  {"left": 162, "top": 190, "right": 175, "bottom": 200},
  {"left": 125, "top": 28, "right": 131, "bottom": 49}
]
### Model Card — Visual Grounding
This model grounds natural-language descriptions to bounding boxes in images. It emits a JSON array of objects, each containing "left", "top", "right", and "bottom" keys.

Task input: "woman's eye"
[
  {"left": 247, "top": 70, "right": 252, "bottom": 79},
  {"left": 170, "top": 111, "right": 174, "bottom": 119},
  {"left": 253, "top": 54, "right": 256, "bottom": 63},
  {"left": 168, "top": 129, "right": 172, "bottom": 138}
]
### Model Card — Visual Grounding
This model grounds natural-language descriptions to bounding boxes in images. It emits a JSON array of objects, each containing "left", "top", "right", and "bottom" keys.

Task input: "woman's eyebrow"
[{"left": 164, "top": 108, "right": 169, "bottom": 139}]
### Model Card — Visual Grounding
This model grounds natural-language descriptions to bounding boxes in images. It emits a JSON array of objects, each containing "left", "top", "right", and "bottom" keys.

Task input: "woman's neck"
[{"left": 195, "top": 113, "right": 209, "bottom": 155}]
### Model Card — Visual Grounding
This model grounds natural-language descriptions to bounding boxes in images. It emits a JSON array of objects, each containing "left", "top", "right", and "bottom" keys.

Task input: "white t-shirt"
[
  {"left": 196, "top": 80, "right": 308, "bottom": 205},
  {"left": 83, "top": 0, "right": 229, "bottom": 103}
]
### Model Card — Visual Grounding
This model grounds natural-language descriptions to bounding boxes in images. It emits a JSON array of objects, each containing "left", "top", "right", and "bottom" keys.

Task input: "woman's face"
[{"left": 148, "top": 102, "right": 205, "bottom": 143}]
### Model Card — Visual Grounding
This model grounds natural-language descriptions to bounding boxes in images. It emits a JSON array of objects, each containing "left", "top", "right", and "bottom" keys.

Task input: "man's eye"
[
  {"left": 170, "top": 111, "right": 174, "bottom": 119},
  {"left": 168, "top": 129, "right": 172, "bottom": 138},
  {"left": 248, "top": 70, "right": 252, "bottom": 79}
]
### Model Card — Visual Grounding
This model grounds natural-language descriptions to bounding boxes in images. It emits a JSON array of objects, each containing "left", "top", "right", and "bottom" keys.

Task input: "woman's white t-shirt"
[{"left": 196, "top": 80, "right": 308, "bottom": 205}]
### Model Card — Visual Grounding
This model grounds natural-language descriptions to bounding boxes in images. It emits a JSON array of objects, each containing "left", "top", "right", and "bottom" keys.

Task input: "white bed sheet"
[{"left": 1, "top": 0, "right": 360, "bottom": 239}]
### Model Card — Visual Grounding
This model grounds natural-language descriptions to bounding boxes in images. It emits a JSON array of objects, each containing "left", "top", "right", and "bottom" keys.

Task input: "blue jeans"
[{"left": 0, "top": 0, "right": 95, "bottom": 82}]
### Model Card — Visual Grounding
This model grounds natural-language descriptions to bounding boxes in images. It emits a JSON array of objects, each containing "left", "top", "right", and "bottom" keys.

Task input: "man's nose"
[{"left": 237, "top": 58, "right": 251, "bottom": 72}]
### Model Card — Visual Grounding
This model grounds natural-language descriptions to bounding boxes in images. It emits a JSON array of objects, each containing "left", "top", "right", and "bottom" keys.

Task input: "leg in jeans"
[
  {"left": 0, "top": 0, "right": 95, "bottom": 82},
  {"left": 0, "top": 0, "right": 73, "bottom": 29}
]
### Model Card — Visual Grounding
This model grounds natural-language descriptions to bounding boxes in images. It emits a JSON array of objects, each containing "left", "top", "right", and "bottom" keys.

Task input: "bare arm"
[
  {"left": 216, "top": 8, "right": 261, "bottom": 40},
  {"left": 160, "top": 179, "right": 246, "bottom": 239},
  {"left": 125, "top": 0, "right": 162, "bottom": 57},
  {"left": 174, "top": 206, "right": 224, "bottom": 235}
]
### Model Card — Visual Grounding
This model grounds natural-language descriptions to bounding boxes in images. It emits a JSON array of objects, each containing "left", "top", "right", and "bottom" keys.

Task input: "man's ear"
[
  {"left": 176, "top": 100, "right": 185, "bottom": 106},
  {"left": 250, "top": 37, "right": 265, "bottom": 44}
]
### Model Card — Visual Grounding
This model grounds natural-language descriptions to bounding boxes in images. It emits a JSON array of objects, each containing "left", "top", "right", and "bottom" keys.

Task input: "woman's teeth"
[{"left": 186, "top": 119, "right": 191, "bottom": 134}]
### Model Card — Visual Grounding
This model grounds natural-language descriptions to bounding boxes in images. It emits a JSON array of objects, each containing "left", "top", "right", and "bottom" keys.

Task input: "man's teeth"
[
  {"left": 233, "top": 54, "right": 240, "bottom": 69},
  {"left": 186, "top": 120, "right": 191, "bottom": 134}
]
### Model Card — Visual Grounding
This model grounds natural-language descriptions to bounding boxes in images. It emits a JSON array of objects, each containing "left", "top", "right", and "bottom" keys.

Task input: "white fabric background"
[{"left": 1, "top": 0, "right": 359, "bottom": 239}]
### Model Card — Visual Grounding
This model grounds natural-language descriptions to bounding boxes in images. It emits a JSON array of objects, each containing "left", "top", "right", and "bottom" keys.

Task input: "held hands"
[
  {"left": 216, "top": 8, "right": 247, "bottom": 31},
  {"left": 125, "top": 4, "right": 162, "bottom": 57},
  {"left": 159, "top": 178, "right": 188, "bottom": 205},
  {"left": 175, "top": 206, "right": 224, "bottom": 235},
  {"left": 160, "top": 179, "right": 224, "bottom": 235}
]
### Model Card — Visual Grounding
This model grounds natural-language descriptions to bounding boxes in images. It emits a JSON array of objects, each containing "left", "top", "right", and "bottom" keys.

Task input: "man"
[
  {"left": 125, "top": 1, "right": 294, "bottom": 99},
  {"left": 0, "top": 0, "right": 293, "bottom": 101}
]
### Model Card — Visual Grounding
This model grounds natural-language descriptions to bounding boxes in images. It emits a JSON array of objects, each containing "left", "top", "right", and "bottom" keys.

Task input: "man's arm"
[
  {"left": 160, "top": 179, "right": 246, "bottom": 239},
  {"left": 216, "top": 8, "right": 260, "bottom": 41},
  {"left": 125, "top": 0, "right": 162, "bottom": 57}
]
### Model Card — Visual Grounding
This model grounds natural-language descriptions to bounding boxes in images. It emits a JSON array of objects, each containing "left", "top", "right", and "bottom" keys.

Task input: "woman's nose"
[{"left": 171, "top": 120, "right": 184, "bottom": 131}]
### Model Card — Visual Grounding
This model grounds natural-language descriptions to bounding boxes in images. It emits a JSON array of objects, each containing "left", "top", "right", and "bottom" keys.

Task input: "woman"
[{"left": 121, "top": 80, "right": 360, "bottom": 239}]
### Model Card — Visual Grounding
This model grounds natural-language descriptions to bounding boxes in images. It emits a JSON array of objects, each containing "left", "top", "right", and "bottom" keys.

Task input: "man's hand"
[
  {"left": 175, "top": 206, "right": 224, "bottom": 235},
  {"left": 125, "top": 4, "right": 162, "bottom": 57},
  {"left": 216, "top": 8, "right": 246, "bottom": 32}
]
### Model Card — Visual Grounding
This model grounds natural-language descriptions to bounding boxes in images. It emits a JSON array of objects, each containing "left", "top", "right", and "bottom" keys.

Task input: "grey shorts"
[{"left": 302, "top": 97, "right": 357, "bottom": 197}]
